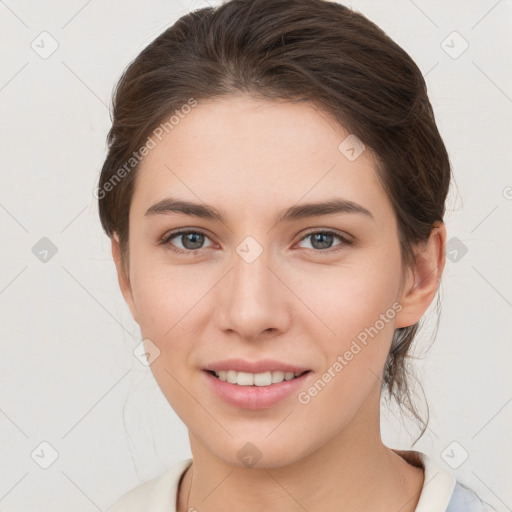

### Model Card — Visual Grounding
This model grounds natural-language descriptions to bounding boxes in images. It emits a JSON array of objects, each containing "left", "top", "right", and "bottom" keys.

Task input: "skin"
[{"left": 111, "top": 94, "right": 446, "bottom": 512}]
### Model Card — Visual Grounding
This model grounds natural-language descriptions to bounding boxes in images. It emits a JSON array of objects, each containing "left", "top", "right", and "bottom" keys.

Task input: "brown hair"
[{"left": 98, "top": 0, "right": 451, "bottom": 441}]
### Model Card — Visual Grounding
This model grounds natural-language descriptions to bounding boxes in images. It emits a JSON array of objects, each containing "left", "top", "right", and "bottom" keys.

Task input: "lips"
[
  {"left": 203, "top": 368, "right": 312, "bottom": 409},
  {"left": 204, "top": 358, "right": 310, "bottom": 374},
  {"left": 201, "top": 358, "right": 313, "bottom": 409}
]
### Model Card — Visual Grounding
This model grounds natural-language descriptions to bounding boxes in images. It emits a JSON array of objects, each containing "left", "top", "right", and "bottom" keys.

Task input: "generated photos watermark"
[
  {"left": 297, "top": 301, "right": 403, "bottom": 405},
  {"left": 94, "top": 98, "right": 198, "bottom": 200}
]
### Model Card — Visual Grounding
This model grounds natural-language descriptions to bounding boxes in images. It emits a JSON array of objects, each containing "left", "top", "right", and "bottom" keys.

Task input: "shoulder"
[
  {"left": 446, "top": 481, "right": 497, "bottom": 512},
  {"left": 106, "top": 458, "right": 193, "bottom": 512}
]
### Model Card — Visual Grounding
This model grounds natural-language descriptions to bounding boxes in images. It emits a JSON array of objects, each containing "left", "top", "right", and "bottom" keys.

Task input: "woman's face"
[{"left": 114, "top": 94, "right": 432, "bottom": 467}]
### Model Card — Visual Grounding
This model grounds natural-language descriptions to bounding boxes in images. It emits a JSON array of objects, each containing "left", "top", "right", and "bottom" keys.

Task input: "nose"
[{"left": 215, "top": 243, "right": 291, "bottom": 342}]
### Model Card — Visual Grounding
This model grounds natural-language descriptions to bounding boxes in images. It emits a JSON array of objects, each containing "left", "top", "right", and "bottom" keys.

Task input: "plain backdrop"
[{"left": 0, "top": 0, "right": 511, "bottom": 511}]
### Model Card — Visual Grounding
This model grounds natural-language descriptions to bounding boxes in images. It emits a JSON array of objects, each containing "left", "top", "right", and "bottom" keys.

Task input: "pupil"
[
  {"left": 183, "top": 233, "right": 204, "bottom": 250},
  {"left": 312, "top": 233, "right": 333, "bottom": 249}
]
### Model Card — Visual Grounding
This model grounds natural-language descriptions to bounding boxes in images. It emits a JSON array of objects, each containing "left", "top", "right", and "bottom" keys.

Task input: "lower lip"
[{"left": 203, "top": 370, "right": 311, "bottom": 410}]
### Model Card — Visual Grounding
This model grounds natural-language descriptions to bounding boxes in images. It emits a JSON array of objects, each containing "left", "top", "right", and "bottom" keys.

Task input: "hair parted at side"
[{"left": 98, "top": 0, "right": 451, "bottom": 441}]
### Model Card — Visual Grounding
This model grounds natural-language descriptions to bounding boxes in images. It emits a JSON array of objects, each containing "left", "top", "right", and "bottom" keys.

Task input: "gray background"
[{"left": 0, "top": 0, "right": 511, "bottom": 510}]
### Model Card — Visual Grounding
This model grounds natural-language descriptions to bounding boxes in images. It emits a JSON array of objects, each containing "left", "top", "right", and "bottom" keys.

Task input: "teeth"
[{"left": 214, "top": 370, "right": 304, "bottom": 386}]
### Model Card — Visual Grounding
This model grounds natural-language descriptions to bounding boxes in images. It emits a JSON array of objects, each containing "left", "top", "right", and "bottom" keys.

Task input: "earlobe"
[
  {"left": 111, "top": 233, "right": 139, "bottom": 324},
  {"left": 394, "top": 222, "right": 446, "bottom": 329}
]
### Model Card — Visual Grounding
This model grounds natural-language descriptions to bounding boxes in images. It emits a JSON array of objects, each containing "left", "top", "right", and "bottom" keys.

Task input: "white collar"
[
  {"left": 107, "top": 451, "right": 458, "bottom": 512},
  {"left": 392, "top": 448, "right": 456, "bottom": 512}
]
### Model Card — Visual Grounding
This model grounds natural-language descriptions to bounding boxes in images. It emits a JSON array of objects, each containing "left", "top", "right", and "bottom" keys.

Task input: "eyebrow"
[{"left": 144, "top": 196, "right": 374, "bottom": 224}]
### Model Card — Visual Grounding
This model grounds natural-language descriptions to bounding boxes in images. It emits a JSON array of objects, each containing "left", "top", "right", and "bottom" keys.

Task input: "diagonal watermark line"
[
  {"left": 395, "top": 480, "right": 424, "bottom": 512},
  {"left": 470, "top": 204, "right": 499, "bottom": 233},
  {"left": 471, "top": 265, "right": 512, "bottom": 309},
  {"left": 61, "top": 471, "right": 102, "bottom": 511},
  {"left": 163, "top": 366, "right": 234, "bottom": 438},
  {"left": 425, "top": 423, "right": 439, "bottom": 440},
  {"left": 368, "top": 367, "right": 438, "bottom": 439},
  {"left": 61, "top": 61, "right": 109, "bottom": 108},
  {"left": 368, "top": 367, "right": 385, "bottom": 386},
  {"left": 61, "top": 265, "right": 134, "bottom": 337},
  {"left": 471, "top": 470, "right": 511, "bottom": 511},
  {"left": 0, "top": 202, "right": 29, "bottom": 232},
  {"left": 471, "top": 396, "right": 512, "bottom": 439},
  {"left": 265, "top": 266, "right": 335, "bottom": 335},
  {"left": 61, "top": 369, "right": 131, "bottom": 439},
  {"left": 60, "top": 205, "right": 88, "bottom": 233},
  {"left": 0, "top": 472, "right": 29, "bottom": 502},
  {"left": 472, "top": 61, "right": 512, "bottom": 105},
  {"left": 407, "top": 0, "right": 439, "bottom": 28},
  {"left": 199, "top": 470, "right": 234, "bottom": 503},
  {"left": 164, "top": 162, "right": 233, "bottom": 234},
  {"left": 0, "top": 0, "right": 29, "bottom": 28},
  {"left": 0, "top": 62, "right": 29, "bottom": 92},
  {"left": 267, "top": 163, "right": 337, "bottom": 234},
  {"left": 0, "top": 408, "right": 29, "bottom": 439},
  {"left": 178, "top": 0, "right": 215, "bottom": 15},
  {"left": 265, "top": 409, "right": 295, "bottom": 438},
  {"left": 164, "top": 266, "right": 234, "bottom": 336},
  {"left": 264, "top": 471, "right": 309, "bottom": 511},
  {"left": 423, "top": 61, "right": 439, "bottom": 79},
  {"left": 61, "top": 0, "right": 93, "bottom": 29},
  {"left": 471, "top": 0, "right": 502, "bottom": 30},
  {"left": 0, "top": 265, "right": 28, "bottom": 296}
]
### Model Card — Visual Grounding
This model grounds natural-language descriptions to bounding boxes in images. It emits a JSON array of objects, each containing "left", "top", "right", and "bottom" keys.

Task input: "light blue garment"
[{"left": 446, "top": 482, "right": 497, "bottom": 512}]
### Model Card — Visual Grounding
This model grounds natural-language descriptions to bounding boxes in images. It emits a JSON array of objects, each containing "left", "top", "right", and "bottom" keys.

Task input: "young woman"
[{"left": 98, "top": 1, "right": 493, "bottom": 510}]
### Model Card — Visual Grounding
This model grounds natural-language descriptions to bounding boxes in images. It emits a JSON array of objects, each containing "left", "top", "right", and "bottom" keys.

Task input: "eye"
[
  {"left": 161, "top": 228, "right": 353, "bottom": 256},
  {"left": 162, "top": 229, "right": 215, "bottom": 254},
  {"left": 296, "top": 230, "right": 352, "bottom": 252}
]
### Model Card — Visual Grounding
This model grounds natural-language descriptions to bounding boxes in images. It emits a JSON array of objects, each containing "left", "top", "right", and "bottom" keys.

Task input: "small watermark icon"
[
  {"left": 237, "top": 442, "right": 263, "bottom": 467},
  {"left": 31, "top": 441, "right": 59, "bottom": 469},
  {"left": 236, "top": 236, "right": 264, "bottom": 264},
  {"left": 441, "top": 31, "right": 469, "bottom": 59},
  {"left": 441, "top": 441, "right": 469, "bottom": 469},
  {"left": 133, "top": 338, "right": 161, "bottom": 366},
  {"left": 32, "top": 237, "right": 58, "bottom": 263},
  {"left": 446, "top": 236, "right": 468, "bottom": 263},
  {"left": 31, "top": 31, "right": 59, "bottom": 59},
  {"left": 338, "top": 134, "right": 366, "bottom": 161}
]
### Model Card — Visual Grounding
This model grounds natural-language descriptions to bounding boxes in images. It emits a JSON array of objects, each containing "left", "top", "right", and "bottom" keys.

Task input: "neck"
[{"left": 177, "top": 385, "right": 424, "bottom": 512}]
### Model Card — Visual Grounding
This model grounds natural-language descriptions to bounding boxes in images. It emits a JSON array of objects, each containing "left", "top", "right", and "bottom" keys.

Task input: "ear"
[
  {"left": 394, "top": 222, "right": 446, "bottom": 329},
  {"left": 111, "top": 233, "right": 139, "bottom": 324}
]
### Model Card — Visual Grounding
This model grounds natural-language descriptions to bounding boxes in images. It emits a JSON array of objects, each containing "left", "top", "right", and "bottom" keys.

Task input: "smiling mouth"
[{"left": 206, "top": 369, "right": 310, "bottom": 387}]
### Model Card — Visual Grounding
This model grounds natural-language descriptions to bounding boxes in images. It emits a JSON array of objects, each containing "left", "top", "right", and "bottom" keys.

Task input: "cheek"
[
  {"left": 290, "top": 268, "right": 401, "bottom": 427},
  {"left": 131, "top": 269, "right": 204, "bottom": 340},
  {"left": 289, "top": 249, "right": 403, "bottom": 389},
  {"left": 128, "top": 259, "right": 208, "bottom": 417},
  {"left": 128, "top": 250, "right": 220, "bottom": 371},
  {"left": 128, "top": 239, "right": 180, "bottom": 314},
  {"left": 295, "top": 258, "right": 402, "bottom": 338},
  {"left": 129, "top": 238, "right": 403, "bottom": 348}
]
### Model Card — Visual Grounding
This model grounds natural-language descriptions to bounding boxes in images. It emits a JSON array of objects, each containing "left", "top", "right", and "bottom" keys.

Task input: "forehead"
[{"left": 130, "top": 94, "right": 392, "bottom": 222}]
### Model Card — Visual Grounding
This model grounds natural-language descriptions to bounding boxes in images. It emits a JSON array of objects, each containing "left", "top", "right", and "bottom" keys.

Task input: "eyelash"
[{"left": 160, "top": 229, "right": 353, "bottom": 256}]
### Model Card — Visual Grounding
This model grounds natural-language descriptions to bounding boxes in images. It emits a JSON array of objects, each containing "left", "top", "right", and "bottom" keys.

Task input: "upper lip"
[{"left": 204, "top": 358, "right": 310, "bottom": 374}]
